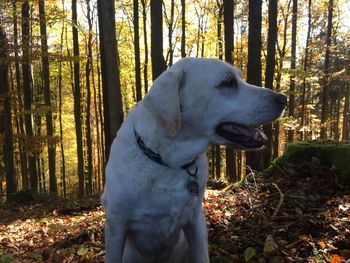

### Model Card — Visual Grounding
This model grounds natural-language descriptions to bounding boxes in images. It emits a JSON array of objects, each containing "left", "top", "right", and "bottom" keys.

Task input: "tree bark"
[
  {"left": 299, "top": 0, "right": 312, "bottom": 141},
  {"left": 22, "top": 1, "right": 38, "bottom": 191},
  {"left": 150, "top": 0, "right": 166, "bottom": 80},
  {"left": 274, "top": 0, "right": 291, "bottom": 159},
  {"left": 288, "top": 0, "right": 297, "bottom": 143},
  {"left": 97, "top": 0, "right": 124, "bottom": 162},
  {"left": 13, "top": 2, "right": 29, "bottom": 190},
  {"left": 58, "top": 0, "right": 66, "bottom": 197},
  {"left": 85, "top": 0, "right": 94, "bottom": 196},
  {"left": 223, "top": 0, "right": 236, "bottom": 181},
  {"left": 39, "top": 0, "right": 57, "bottom": 193},
  {"left": 133, "top": 0, "right": 142, "bottom": 101},
  {"left": 343, "top": 83, "right": 350, "bottom": 141},
  {"left": 181, "top": 0, "right": 186, "bottom": 58},
  {"left": 246, "top": 0, "right": 263, "bottom": 172},
  {"left": 263, "top": 0, "right": 278, "bottom": 168},
  {"left": 72, "top": 0, "right": 85, "bottom": 198},
  {"left": 0, "top": 27, "right": 17, "bottom": 196},
  {"left": 141, "top": 0, "right": 149, "bottom": 94},
  {"left": 320, "top": 0, "right": 333, "bottom": 139}
]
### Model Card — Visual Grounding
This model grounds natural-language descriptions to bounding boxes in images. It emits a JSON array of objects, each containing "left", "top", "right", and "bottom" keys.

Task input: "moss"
[{"left": 267, "top": 141, "right": 350, "bottom": 185}]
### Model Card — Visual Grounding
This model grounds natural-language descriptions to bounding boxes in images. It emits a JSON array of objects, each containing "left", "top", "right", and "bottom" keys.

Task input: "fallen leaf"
[
  {"left": 330, "top": 254, "right": 343, "bottom": 263},
  {"left": 244, "top": 247, "right": 256, "bottom": 262},
  {"left": 264, "top": 235, "right": 278, "bottom": 254},
  {"left": 318, "top": 241, "right": 326, "bottom": 249}
]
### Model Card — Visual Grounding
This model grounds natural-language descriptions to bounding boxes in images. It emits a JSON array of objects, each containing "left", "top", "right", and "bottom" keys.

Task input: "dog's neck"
[{"left": 132, "top": 105, "right": 210, "bottom": 168}]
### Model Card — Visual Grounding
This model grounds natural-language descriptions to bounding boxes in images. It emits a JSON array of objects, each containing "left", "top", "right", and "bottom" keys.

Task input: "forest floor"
[{"left": 0, "top": 161, "right": 349, "bottom": 263}]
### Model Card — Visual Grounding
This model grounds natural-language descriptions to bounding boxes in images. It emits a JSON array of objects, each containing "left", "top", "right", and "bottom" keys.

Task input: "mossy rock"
[{"left": 267, "top": 141, "right": 350, "bottom": 185}]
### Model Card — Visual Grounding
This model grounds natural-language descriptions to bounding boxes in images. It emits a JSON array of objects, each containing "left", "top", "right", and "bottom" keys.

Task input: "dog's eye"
[{"left": 219, "top": 77, "right": 237, "bottom": 89}]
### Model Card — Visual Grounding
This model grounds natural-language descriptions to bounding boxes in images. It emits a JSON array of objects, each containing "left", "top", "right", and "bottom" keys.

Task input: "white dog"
[{"left": 102, "top": 58, "right": 286, "bottom": 262}]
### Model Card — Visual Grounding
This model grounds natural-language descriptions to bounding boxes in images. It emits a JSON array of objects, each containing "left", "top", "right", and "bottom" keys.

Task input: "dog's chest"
[{"left": 128, "top": 176, "right": 200, "bottom": 252}]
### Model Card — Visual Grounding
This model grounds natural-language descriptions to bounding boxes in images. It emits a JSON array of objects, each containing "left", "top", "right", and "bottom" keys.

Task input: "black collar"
[
  {"left": 134, "top": 128, "right": 200, "bottom": 196},
  {"left": 134, "top": 128, "right": 197, "bottom": 170}
]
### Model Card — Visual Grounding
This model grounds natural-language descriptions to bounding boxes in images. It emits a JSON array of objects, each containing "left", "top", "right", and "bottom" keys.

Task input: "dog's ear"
[{"left": 143, "top": 68, "right": 183, "bottom": 136}]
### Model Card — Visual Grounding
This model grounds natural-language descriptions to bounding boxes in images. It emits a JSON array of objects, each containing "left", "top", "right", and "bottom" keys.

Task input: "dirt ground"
[{"left": 0, "top": 160, "right": 349, "bottom": 262}]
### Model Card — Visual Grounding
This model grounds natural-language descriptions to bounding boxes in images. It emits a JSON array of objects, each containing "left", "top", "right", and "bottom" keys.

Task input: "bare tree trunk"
[
  {"left": 246, "top": 0, "right": 263, "bottom": 172},
  {"left": 343, "top": 83, "right": 350, "bottom": 141},
  {"left": 300, "top": 0, "right": 312, "bottom": 141},
  {"left": 134, "top": 0, "right": 142, "bottom": 101},
  {"left": 151, "top": 0, "right": 166, "bottom": 80},
  {"left": 97, "top": 0, "right": 124, "bottom": 162},
  {"left": 85, "top": 0, "right": 94, "bottom": 196},
  {"left": 320, "top": 0, "right": 333, "bottom": 139},
  {"left": 181, "top": 0, "right": 186, "bottom": 58},
  {"left": 216, "top": 1, "right": 223, "bottom": 60},
  {"left": 223, "top": 0, "right": 236, "bottom": 182},
  {"left": 58, "top": 0, "right": 66, "bottom": 197},
  {"left": 263, "top": 0, "right": 278, "bottom": 168},
  {"left": 39, "top": 0, "right": 57, "bottom": 193},
  {"left": 164, "top": 0, "right": 175, "bottom": 66},
  {"left": 72, "top": 0, "right": 85, "bottom": 198},
  {"left": 22, "top": 1, "right": 38, "bottom": 191},
  {"left": 95, "top": 26, "right": 106, "bottom": 185},
  {"left": 13, "top": 2, "right": 29, "bottom": 190},
  {"left": 215, "top": 145, "right": 221, "bottom": 180},
  {"left": 0, "top": 27, "right": 17, "bottom": 196},
  {"left": 288, "top": 0, "right": 297, "bottom": 143},
  {"left": 274, "top": 0, "right": 291, "bottom": 159},
  {"left": 141, "top": 0, "right": 149, "bottom": 94}
]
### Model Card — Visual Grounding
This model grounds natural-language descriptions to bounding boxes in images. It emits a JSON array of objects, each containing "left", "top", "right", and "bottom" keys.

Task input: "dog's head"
[{"left": 143, "top": 58, "right": 287, "bottom": 151}]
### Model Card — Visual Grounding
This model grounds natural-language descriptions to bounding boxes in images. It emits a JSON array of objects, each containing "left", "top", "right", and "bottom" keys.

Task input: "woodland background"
[{"left": 0, "top": 0, "right": 349, "bottom": 199}]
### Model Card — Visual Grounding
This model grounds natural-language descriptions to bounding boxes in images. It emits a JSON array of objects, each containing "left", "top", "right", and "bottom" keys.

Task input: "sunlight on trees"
[{"left": 0, "top": 0, "right": 349, "bottom": 198}]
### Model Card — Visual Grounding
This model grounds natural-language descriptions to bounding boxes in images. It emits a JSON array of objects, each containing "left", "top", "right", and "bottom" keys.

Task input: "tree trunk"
[
  {"left": 97, "top": 0, "right": 124, "bottom": 162},
  {"left": 85, "top": 0, "right": 94, "bottom": 196},
  {"left": 58, "top": 3, "right": 66, "bottom": 197},
  {"left": 0, "top": 27, "right": 17, "bottom": 196},
  {"left": 22, "top": 1, "right": 38, "bottom": 191},
  {"left": 72, "top": 0, "right": 85, "bottom": 198},
  {"left": 320, "top": 0, "right": 333, "bottom": 139},
  {"left": 263, "top": 0, "right": 278, "bottom": 168},
  {"left": 141, "top": 0, "right": 149, "bottom": 94},
  {"left": 223, "top": 0, "right": 236, "bottom": 182},
  {"left": 343, "top": 84, "right": 350, "bottom": 141},
  {"left": 246, "top": 0, "right": 263, "bottom": 172},
  {"left": 215, "top": 145, "right": 221, "bottom": 179},
  {"left": 150, "top": 0, "right": 166, "bottom": 80},
  {"left": 163, "top": 0, "right": 175, "bottom": 67},
  {"left": 288, "top": 0, "right": 297, "bottom": 143},
  {"left": 39, "top": 0, "right": 57, "bottom": 193},
  {"left": 274, "top": 0, "right": 291, "bottom": 159},
  {"left": 13, "top": 2, "right": 29, "bottom": 190},
  {"left": 133, "top": 0, "right": 142, "bottom": 101},
  {"left": 181, "top": 0, "right": 186, "bottom": 58},
  {"left": 299, "top": 0, "right": 312, "bottom": 141}
]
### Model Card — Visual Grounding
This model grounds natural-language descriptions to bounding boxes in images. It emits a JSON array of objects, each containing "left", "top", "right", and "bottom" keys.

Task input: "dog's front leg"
[
  {"left": 105, "top": 216, "right": 128, "bottom": 263},
  {"left": 184, "top": 210, "right": 209, "bottom": 263}
]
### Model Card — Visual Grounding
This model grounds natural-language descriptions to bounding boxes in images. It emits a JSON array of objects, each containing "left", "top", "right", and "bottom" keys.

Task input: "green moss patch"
[{"left": 270, "top": 141, "right": 350, "bottom": 185}]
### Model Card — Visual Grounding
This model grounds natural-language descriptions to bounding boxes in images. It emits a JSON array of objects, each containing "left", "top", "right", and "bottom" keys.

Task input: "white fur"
[{"left": 102, "top": 58, "right": 286, "bottom": 262}]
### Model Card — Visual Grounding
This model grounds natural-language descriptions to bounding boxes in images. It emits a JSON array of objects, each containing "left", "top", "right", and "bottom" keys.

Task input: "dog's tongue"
[{"left": 221, "top": 123, "right": 268, "bottom": 142}]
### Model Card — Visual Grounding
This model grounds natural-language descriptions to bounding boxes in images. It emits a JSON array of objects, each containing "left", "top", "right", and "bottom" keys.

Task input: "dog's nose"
[{"left": 275, "top": 93, "right": 287, "bottom": 109}]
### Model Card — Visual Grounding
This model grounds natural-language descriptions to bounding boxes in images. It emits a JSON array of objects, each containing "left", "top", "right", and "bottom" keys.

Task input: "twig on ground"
[{"left": 271, "top": 183, "right": 284, "bottom": 219}]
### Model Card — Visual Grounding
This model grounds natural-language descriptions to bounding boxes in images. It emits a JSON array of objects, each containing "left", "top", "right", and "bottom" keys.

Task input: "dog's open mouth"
[{"left": 216, "top": 122, "right": 268, "bottom": 149}]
